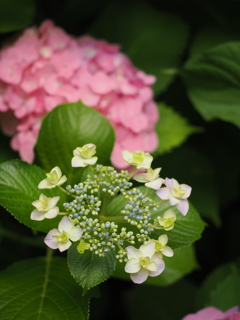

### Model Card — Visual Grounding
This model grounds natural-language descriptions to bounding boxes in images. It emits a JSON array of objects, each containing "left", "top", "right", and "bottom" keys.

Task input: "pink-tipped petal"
[
  {"left": 44, "top": 229, "right": 60, "bottom": 249},
  {"left": 149, "top": 258, "right": 165, "bottom": 277},
  {"left": 177, "top": 199, "right": 189, "bottom": 216},
  {"left": 130, "top": 268, "right": 149, "bottom": 284},
  {"left": 156, "top": 187, "right": 170, "bottom": 200}
]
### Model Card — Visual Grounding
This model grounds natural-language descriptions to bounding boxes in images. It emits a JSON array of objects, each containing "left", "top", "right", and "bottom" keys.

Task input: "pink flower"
[
  {"left": 156, "top": 178, "right": 192, "bottom": 216},
  {"left": 0, "top": 20, "right": 159, "bottom": 169},
  {"left": 182, "top": 306, "right": 240, "bottom": 320}
]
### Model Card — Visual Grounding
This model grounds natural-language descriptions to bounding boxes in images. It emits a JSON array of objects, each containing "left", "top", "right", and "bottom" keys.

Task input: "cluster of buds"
[{"left": 31, "top": 144, "right": 191, "bottom": 284}]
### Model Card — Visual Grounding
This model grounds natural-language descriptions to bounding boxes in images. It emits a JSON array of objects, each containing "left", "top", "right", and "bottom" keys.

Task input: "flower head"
[
  {"left": 156, "top": 178, "right": 192, "bottom": 216},
  {"left": 134, "top": 167, "right": 164, "bottom": 190},
  {"left": 156, "top": 209, "right": 176, "bottom": 231},
  {"left": 182, "top": 306, "right": 240, "bottom": 320},
  {"left": 71, "top": 143, "right": 98, "bottom": 167},
  {"left": 44, "top": 216, "right": 83, "bottom": 252},
  {"left": 38, "top": 166, "right": 67, "bottom": 189},
  {"left": 31, "top": 194, "right": 60, "bottom": 220},
  {"left": 0, "top": 20, "right": 158, "bottom": 169},
  {"left": 125, "top": 241, "right": 165, "bottom": 284},
  {"left": 122, "top": 150, "right": 153, "bottom": 169}
]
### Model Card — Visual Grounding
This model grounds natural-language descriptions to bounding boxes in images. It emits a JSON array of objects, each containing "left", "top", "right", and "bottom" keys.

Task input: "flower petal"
[
  {"left": 181, "top": 184, "right": 192, "bottom": 199},
  {"left": 177, "top": 199, "right": 189, "bottom": 216},
  {"left": 31, "top": 209, "right": 45, "bottom": 221},
  {"left": 52, "top": 166, "right": 62, "bottom": 178},
  {"left": 44, "top": 229, "right": 61, "bottom": 249},
  {"left": 145, "top": 261, "right": 157, "bottom": 272},
  {"left": 58, "top": 216, "right": 74, "bottom": 232},
  {"left": 130, "top": 268, "right": 149, "bottom": 284},
  {"left": 69, "top": 226, "right": 83, "bottom": 241},
  {"left": 58, "top": 240, "right": 72, "bottom": 252},
  {"left": 149, "top": 258, "right": 165, "bottom": 277},
  {"left": 57, "top": 175, "right": 67, "bottom": 186},
  {"left": 71, "top": 156, "right": 87, "bottom": 167},
  {"left": 139, "top": 241, "right": 155, "bottom": 258},
  {"left": 162, "top": 246, "right": 174, "bottom": 257},
  {"left": 125, "top": 258, "right": 141, "bottom": 273},
  {"left": 126, "top": 246, "right": 142, "bottom": 260},
  {"left": 45, "top": 207, "right": 59, "bottom": 219},
  {"left": 156, "top": 187, "right": 170, "bottom": 200},
  {"left": 38, "top": 179, "right": 55, "bottom": 189},
  {"left": 158, "top": 234, "right": 168, "bottom": 246},
  {"left": 145, "top": 178, "right": 163, "bottom": 190},
  {"left": 85, "top": 157, "right": 98, "bottom": 165}
]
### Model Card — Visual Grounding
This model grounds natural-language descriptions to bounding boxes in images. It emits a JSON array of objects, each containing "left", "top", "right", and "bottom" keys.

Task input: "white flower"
[
  {"left": 156, "top": 178, "right": 192, "bottom": 216},
  {"left": 44, "top": 216, "right": 83, "bottom": 252},
  {"left": 134, "top": 167, "right": 164, "bottom": 190},
  {"left": 125, "top": 241, "right": 165, "bottom": 284},
  {"left": 71, "top": 144, "right": 98, "bottom": 167},
  {"left": 38, "top": 166, "right": 67, "bottom": 189},
  {"left": 122, "top": 150, "right": 153, "bottom": 169},
  {"left": 152, "top": 235, "right": 174, "bottom": 258},
  {"left": 31, "top": 194, "right": 60, "bottom": 221},
  {"left": 156, "top": 209, "right": 176, "bottom": 231}
]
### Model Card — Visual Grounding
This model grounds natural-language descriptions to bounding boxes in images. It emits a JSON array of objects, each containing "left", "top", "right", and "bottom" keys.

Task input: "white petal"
[
  {"left": 44, "top": 229, "right": 61, "bottom": 249},
  {"left": 163, "top": 209, "right": 176, "bottom": 220},
  {"left": 145, "top": 178, "right": 163, "bottom": 190},
  {"left": 57, "top": 175, "right": 67, "bottom": 186},
  {"left": 59, "top": 240, "right": 72, "bottom": 252},
  {"left": 139, "top": 241, "right": 155, "bottom": 258},
  {"left": 177, "top": 199, "right": 189, "bottom": 216},
  {"left": 158, "top": 234, "right": 168, "bottom": 246},
  {"left": 71, "top": 156, "right": 87, "bottom": 167},
  {"left": 31, "top": 209, "right": 45, "bottom": 221},
  {"left": 126, "top": 246, "right": 142, "bottom": 260},
  {"left": 125, "top": 259, "right": 141, "bottom": 273},
  {"left": 137, "top": 154, "right": 153, "bottom": 169},
  {"left": 156, "top": 187, "right": 170, "bottom": 200},
  {"left": 162, "top": 246, "right": 174, "bottom": 257},
  {"left": 130, "top": 268, "right": 149, "bottom": 284},
  {"left": 48, "top": 196, "right": 60, "bottom": 208},
  {"left": 52, "top": 166, "right": 62, "bottom": 178},
  {"left": 85, "top": 157, "right": 98, "bottom": 165},
  {"left": 73, "top": 149, "right": 80, "bottom": 156},
  {"left": 58, "top": 216, "right": 74, "bottom": 232},
  {"left": 122, "top": 150, "right": 133, "bottom": 163},
  {"left": 149, "top": 258, "right": 165, "bottom": 277},
  {"left": 32, "top": 199, "right": 42, "bottom": 209},
  {"left": 133, "top": 172, "right": 148, "bottom": 183},
  {"left": 69, "top": 226, "right": 83, "bottom": 241},
  {"left": 38, "top": 179, "right": 55, "bottom": 189},
  {"left": 145, "top": 261, "right": 157, "bottom": 272},
  {"left": 45, "top": 207, "right": 59, "bottom": 219}
]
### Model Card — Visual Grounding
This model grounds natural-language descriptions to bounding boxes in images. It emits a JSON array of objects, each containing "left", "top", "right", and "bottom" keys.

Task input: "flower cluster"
[
  {"left": 31, "top": 144, "right": 191, "bottom": 284},
  {"left": 0, "top": 20, "right": 158, "bottom": 169},
  {"left": 182, "top": 306, "right": 240, "bottom": 320}
]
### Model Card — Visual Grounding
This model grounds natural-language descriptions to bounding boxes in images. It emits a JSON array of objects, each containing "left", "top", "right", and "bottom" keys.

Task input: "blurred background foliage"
[{"left": 0, "top": 0, "right": 240, "bottom": 319}]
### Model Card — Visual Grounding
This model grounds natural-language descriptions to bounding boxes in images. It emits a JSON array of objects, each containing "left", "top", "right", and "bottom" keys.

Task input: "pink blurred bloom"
[
  {"left": 0, "top": 20, "right": 159, "bottom": 169},
  {"left": 182, "top": 306, "right": 240, "bottom": 320},
  {"left": 156, "top": 178, "right": 192, "bottom": 216}
]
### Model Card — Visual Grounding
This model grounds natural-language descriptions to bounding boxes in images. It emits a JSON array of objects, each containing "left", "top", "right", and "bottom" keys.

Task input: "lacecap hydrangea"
[
  {"left": 0, "top": 20, "right": 158, "bottom": 169},
  {"left": 31, "top": 144, "right": 192, "bottom": 284}
]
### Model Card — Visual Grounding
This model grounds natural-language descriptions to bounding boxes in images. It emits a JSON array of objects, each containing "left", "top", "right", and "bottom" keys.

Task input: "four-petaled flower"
[
  {"left": 71, "top": 143, "right": 98, "bottom": 167},
  {"left": 152, "top": 234, "right": 174, "bottom": 258},
  {"left": 38, "top": 166, "right": 67, "bottom": 189},
  {"left": 122, "top": 150, "right": 153, "bottom": 169},
  {"left": 156, "top": 178, "right": 192, "bottom": 216},
  {"left": 156, "top": 209, "right": 176, "bottom": 231},
  {"left": 44, "top": 216, "right": 83, "bottom": 252},
  {"left": 134, "top": 167, "right": 164, "bottom": 190},
  {"left": 125, "top": 241, "right": 165, "bottom": 284},
  {"left": 31, "top": 194, "right": 60, "bottom": 221}
]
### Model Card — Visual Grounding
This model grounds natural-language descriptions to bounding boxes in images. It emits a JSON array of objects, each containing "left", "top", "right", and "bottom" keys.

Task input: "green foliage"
[
  {"left": 36, "top": 102, "right": 115, "bottom": 186},
  {"left": 113, "top": 245, "right": 197, "bottom": 286},
  {"left": 0, "top": 255, "right": 97, "bottom": 319},
  {"left": 195, "top": 262, "right": 240, "bottom": 310},
  {"left": 105, "top": 186, "right": 205, "bottom": 249},
  {"left": 88, "top": 1, "right": 189, "bottom": 95},
  {"left": 182, "top": 42, "right": 240, "bottom": 128},
  {"left": 155, "top": 103, "right": 202, "bottom": 155},
  {"left": 0, "top": 160, "right": 66, "bottom": 233},
  {"left": 68, "top": 243, "right": 116, "bottom": 295},
  {"left": 0, "top": 0, "right": 35, "bottom": 33}
]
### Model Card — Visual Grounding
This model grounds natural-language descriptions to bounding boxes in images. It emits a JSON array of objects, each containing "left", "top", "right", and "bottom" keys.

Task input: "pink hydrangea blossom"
[
  {"left": 0, "top": 20, "right": 159, "bottom": 168},
  {"left": 182, "top": 306, "right": 240, "bottom": 320}
]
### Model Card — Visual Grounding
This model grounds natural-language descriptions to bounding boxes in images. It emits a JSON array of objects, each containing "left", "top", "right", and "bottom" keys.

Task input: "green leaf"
[
  {"left": 36, "top": 102, "right": 115, "bottom": 187},
  {"left": 0, "top": 255, "right": 98, "bottom": 319},
  {"left": 190, "top": 26, "right": 240, "bottom": 58},
  {"left": 68, "top": 242, "right": 116, "bottom": 295},
  {"left": 0, "top": 0, "right": 35, "bottom": 33},
  {"left": 195, "top": 262, "right": 240, "bottom": 310},
  {"left": 105, "top": 186, "right": 205, "bottom": 249},
  {"left": 155, "top": 103, "right": 202, "bottom": 155},
  {"left": 0, "top": 160, "right": 66, "bottom": 233},
  {"left": 88, "top": 1, "right": 189, "bottom": 95},
  {"left": 182, "top": 41, "right": 240, "bottom": 128},
  {"left": 113, "top": 245, "right": 197, "bottom": 286}
]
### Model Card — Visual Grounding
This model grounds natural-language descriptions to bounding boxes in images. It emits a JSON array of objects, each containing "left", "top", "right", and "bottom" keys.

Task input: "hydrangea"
[
  {"left": 38, "top": 166, "right": 67, "bottom": 189},
  {"left": 71, "top": 143, "right": 98, "bottom": 167},
  {"left": 0, "top": 20, "right": 158, "bottom": 169},
  {"left": 182, "top": 306, "right": 240, "bottom": 320},
  {"left": 31, "top": 193, "right": 60, "bottom": 220}
]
